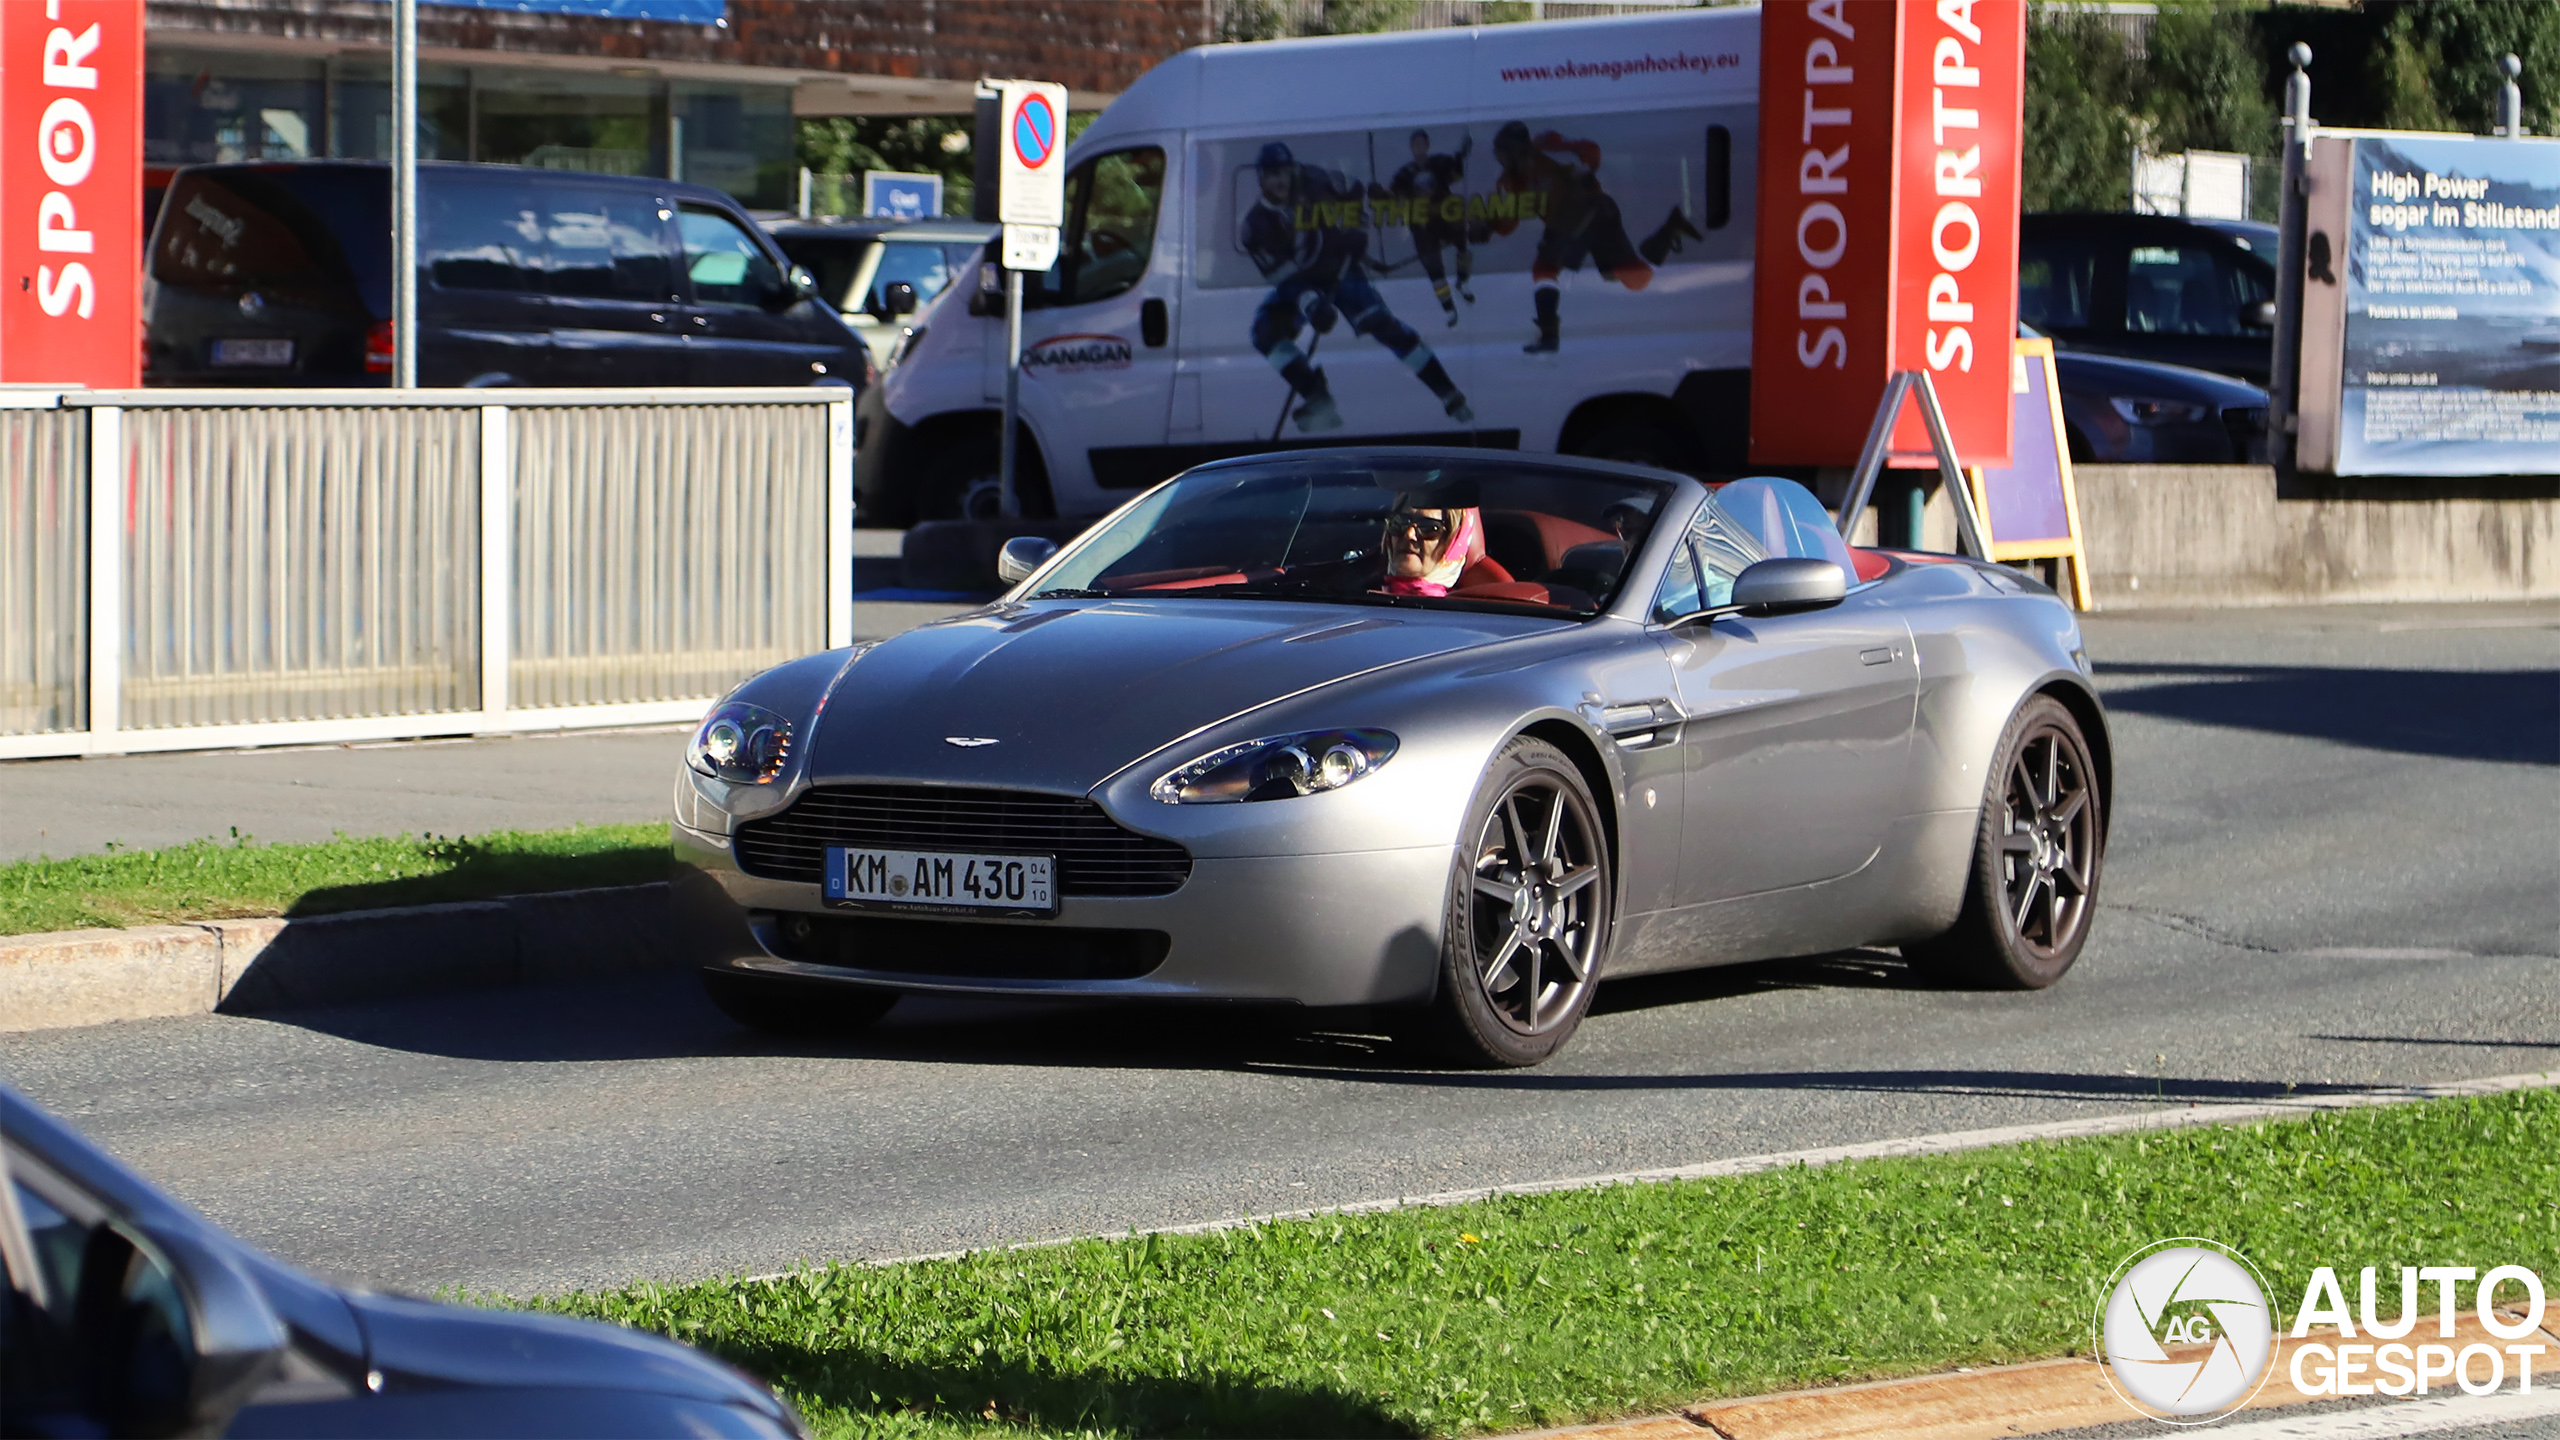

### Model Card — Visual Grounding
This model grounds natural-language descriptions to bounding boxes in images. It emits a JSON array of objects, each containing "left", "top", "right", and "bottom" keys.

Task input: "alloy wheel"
[
  {"left": 1467, "top": 775, "right": 1605, "bottom": 1035},
  {"left": 1997, "top": 723, "right": 2096, "bottom": 958}
]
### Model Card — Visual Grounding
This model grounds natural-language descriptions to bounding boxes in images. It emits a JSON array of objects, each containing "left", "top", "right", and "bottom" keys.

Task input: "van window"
[
  {"left": 150, "top": 167, "right": 388, "bottom": 313},
  {"left": 679, "top": 206, "right": 787, "bottom": 307},
  {"left": 425, "top": 184, "right": 540, "bottom": 292},
  {"left": 544, "top": 191, "right": 674, "bottom": 301},
  {"left": 1024, "top": 147, "right": 1165, "bottom": 310}
]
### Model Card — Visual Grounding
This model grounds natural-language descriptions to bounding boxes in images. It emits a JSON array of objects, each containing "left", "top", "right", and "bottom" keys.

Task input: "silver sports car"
[{"left": 672, "top": 450, "right": 2109, "bottom": 1067}]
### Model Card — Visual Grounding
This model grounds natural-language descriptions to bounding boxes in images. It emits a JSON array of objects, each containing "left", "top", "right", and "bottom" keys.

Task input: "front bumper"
[{"left": 673, "top": 818, "right": 1448, "bottom": 1008}]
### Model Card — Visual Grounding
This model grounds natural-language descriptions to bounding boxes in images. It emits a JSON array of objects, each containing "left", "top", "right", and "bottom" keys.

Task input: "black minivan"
[{"left": 145, "top": 161, "right": 872, "bottom": 390}]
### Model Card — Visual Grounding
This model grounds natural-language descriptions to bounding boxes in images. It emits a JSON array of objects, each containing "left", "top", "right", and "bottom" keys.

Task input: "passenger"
[{"left": 1382, "top": 505, "right": 1483, "bottom": 597}]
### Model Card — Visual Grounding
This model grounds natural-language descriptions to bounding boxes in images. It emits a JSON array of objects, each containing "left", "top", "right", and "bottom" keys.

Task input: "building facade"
[{"left": 144, "top": 0, "right": 1206, "bottom": 211}]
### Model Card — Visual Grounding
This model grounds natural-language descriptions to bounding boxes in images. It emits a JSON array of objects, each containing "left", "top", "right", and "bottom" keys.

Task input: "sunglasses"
[{"left": 1386, "top": 514, "right": 1452, "bottom": 541}]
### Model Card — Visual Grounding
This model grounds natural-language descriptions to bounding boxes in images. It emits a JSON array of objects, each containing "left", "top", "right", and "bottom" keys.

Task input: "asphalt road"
[{"left": 3, "top": 602, "right": 2554, "bottom": 1302}]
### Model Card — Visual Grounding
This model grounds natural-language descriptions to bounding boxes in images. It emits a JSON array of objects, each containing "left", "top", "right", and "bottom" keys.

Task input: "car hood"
[
  {"left": 804, "top": 598, "right": 1554, "bottom": 791},
  {"left": 2052, "top": 350, "right": 2267, "bottom": 406},
  {"left": 345, "top": 1289, "right": 786, "bottom": 1416}
]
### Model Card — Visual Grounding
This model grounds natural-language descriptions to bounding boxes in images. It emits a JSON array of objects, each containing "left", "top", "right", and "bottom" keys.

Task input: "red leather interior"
[
  {"left": 1456, "top": 555, "right": 1514, "bottom": 588},
  {"left": 1132, "top": 571, "right": 1250, "bottom": 591},
  {"left": 1482, "top": 510, "right": 1613, "bottom": 575},
  {"left": 1453, "top": 580, "right": 1557, "bottom": 606},
  {"left": 1849, "top": 549, "right": 1893, "bottom": 583}
]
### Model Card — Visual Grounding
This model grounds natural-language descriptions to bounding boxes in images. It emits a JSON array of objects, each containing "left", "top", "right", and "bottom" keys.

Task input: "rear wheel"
[
  {"left": 1905, "top": 696, "right": 2103, "bottom": 989},
  {"left": 701, "top": 967, "right": 900, "bottom": 1036},
  {"left": 1415, "top": 737, "right": 1613, "bottom": 1068}
]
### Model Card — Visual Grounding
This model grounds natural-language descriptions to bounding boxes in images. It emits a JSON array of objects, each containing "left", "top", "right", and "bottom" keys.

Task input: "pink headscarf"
[{"left": 1384, "top": 508, "right": 1483, "bottom": 597}]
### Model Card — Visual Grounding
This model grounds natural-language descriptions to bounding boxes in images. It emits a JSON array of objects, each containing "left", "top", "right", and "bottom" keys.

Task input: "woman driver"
[{"left": 1382, "top": 504, "right": 1484, "bottom": 597}]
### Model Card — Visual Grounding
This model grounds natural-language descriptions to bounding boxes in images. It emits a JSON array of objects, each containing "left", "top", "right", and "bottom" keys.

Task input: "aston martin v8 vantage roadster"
[{"left": 672, "top": 451, "right": 2110, "bottom": 1067}]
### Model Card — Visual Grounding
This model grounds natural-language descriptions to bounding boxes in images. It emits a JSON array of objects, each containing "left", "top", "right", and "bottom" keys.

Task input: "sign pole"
[
  {"left": 991, "top": 77, "right": 1066, "bottom": 524},
  {"left": 392, "top": 0, "right": 418, "bottom": 388},
  {"left": 1001, "top": 267, "right": 1024, "bottom": 516}
]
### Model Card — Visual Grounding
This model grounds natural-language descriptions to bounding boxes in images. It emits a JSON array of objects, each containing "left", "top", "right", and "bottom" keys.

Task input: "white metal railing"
[{"left": 0, "top": 388, "right": 853, "bottom": 760}]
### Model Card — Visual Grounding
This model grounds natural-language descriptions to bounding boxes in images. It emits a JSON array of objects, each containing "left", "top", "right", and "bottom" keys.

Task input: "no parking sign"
[{"left": 996, "top": 80, "right": 1068, "bottom": 231}]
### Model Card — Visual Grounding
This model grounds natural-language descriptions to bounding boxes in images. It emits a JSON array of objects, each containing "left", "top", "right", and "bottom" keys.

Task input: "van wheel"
[
  {"left": 921, "top": 428, "right": 1004, "bottom": 521},
  {"left": 1579, "top": 415, "right": 1696, "bottom": 475}
]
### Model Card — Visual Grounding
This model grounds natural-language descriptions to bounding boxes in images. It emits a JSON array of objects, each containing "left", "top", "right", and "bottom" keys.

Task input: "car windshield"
[{"left": 1027, "top": 455, "right": 1674, "bottom": 616}]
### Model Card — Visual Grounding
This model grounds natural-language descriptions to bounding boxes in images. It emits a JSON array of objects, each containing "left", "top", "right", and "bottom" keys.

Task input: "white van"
[{"left": 853, "top": 6, "right": 1760, "bottom": 525}]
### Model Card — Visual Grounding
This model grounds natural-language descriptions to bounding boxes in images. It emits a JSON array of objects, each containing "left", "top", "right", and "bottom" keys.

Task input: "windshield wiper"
[{"left": 1031, "top": 587, "right": 1111, "bottom": 599}]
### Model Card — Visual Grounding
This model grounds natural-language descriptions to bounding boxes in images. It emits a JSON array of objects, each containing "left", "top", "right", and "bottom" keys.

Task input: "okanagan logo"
[
  {"left": 2098, "top": 1239, "right": 2279, "bottom": 1424},
  {"left": 1021, "top": 333, "right": 1133, "bottom": 375}
]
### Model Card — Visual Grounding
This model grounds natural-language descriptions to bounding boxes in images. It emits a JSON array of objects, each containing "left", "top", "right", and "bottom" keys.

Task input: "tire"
[
  {"left": 919, "top": 427, "right": 1004, "bottom": 522},
  {"left": 1414, "top": 736, "right": 1614, "bottom": 1068},
  {"left": 1905, "top": 695, "right": 2104, "bottom": 989},
  {"left": 700, "top": 967, "right": 900, "bottom": 1037}
]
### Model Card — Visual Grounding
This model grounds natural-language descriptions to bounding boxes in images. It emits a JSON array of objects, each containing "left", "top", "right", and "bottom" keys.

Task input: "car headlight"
[
  {"left": 1150, "top": 729, "right": 1398, "bottom": 804},
  {"left": 2109, "top": 396, "right": 2211, "bottom": 426},
  {"left": 689, "top": 701, "right": 795, "bottom": 786}
]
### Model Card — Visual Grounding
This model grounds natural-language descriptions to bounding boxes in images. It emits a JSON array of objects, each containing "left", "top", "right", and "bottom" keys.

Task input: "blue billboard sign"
[
  {"left": 2329, "top": 135, "right": 2560, "bottom": 476},
  {"left": 865, "top": 172, "right": 946, "bottom": 222},
  {"left": 443, "top": 0, "right": 727, "bottom": 21}
]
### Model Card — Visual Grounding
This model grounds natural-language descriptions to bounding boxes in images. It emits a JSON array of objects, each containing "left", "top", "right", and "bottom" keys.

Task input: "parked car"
[
  {"left": 2021, "top": 212, "right": 2278, "bottom": 385},
  {"left": 145, "top": 161, "right": 872, "bottom": 390},
  {"left": 2041, "top": 335, "right": 2273, "bottom": 463},
  {"left": 769, "top": 218, "right": 997, "bottom": 373},
  {"left": 676, "top": 457, "right": 2110, "bottom": 1069},
  {"left": 0, "top": 1083, "right": 807, "bottom": 1438}
]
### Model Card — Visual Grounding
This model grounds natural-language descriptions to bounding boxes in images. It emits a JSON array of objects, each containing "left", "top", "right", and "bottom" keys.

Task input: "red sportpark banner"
[
  {"left": 1, "top": 0, "right": 144, "bottom": 388},
  {"left": 1750, "top": 0, "right": 2024, "bottom": 468}
]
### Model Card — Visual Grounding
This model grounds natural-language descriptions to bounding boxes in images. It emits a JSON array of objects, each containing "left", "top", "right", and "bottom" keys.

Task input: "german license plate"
[
  {"left": 210, "top": 338, "right": 294, "bottom": 366},
  {"left": 825, "top": 847, "right": 1056, "bottom": 915}
]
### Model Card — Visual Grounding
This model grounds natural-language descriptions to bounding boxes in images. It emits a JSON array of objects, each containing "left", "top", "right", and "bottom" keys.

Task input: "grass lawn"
[
  {"left": 535, "top": 1088, "right": 2557, "bottom": 1440},
  {"left": 0, "top": 823, "right": 666, "bottom": 935}
]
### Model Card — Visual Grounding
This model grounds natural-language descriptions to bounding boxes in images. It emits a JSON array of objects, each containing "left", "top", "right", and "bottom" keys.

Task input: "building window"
[
  {"left": 146, "top": 49, "right": 324, "bottom": 166},
  {"left": 672, "top": 81, "right": 793, "bottom": 210}
]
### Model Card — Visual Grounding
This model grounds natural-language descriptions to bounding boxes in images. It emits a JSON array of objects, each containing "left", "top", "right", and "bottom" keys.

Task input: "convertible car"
[{"left": 672, "top": 451, "right": 2109, "bottom": 1067}]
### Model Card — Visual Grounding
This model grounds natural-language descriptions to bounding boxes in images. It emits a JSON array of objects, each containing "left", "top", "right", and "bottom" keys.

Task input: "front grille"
[
  {"left": 734, "top": 785, "right": 1192, "bottom": 897},
  {"left": 764, "top": 912, "right": 1168, "bottom": 980}
]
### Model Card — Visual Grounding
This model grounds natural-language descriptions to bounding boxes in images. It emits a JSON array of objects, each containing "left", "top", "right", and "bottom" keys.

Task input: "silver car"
[{"left": 672, "top": 451, "right": 2110, "bottom": 1067}]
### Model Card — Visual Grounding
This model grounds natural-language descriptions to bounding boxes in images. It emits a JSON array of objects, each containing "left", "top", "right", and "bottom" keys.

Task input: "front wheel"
[
  {"left": 1414, "top": 737, "right": 1614, "bottom": 1068},
  {"left": 1905, "top": 695, "right": 2104, "bottom": 989}
]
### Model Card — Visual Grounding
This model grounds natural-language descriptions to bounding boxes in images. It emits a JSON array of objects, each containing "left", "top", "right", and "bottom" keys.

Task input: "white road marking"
[{"left": 2194, "top": 1388, "right": 2560, "bottom": 1437}]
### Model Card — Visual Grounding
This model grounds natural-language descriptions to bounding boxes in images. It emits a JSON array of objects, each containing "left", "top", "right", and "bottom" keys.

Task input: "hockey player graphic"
[
  {"left": 1241, "top": 141, "right": 1472, "bottom": 434},
  {"left": 1487, "top": 120, "right": 1700, "bottom": 354},
  {"left": 1389, "top": 129, "right": 1475, "bottom": 325}
]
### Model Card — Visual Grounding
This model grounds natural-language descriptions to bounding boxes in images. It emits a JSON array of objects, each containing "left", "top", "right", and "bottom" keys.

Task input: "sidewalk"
[{"left": 0, "top": 529, "right": 976, "bottom": 863}]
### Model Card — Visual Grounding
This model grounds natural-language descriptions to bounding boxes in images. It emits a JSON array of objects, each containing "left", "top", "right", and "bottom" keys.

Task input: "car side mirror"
[
  {"left": 75, "top": 1220, "right": 286, "bottom": 1438},
  {"left": 2245, "top": 299, "right": 2278, "bottom": 330},
  {"left": 996, "top": 535, "right": 1059, "bottom": 585},
  {"left": 787, "top": 265, "right": 819, "bottom": 301},
  {"left": 1729, "top": 557, "right": 1848, "bottom": 616},
  {"left": 880, "top": 281, "right": 919, "bottom": 318}
]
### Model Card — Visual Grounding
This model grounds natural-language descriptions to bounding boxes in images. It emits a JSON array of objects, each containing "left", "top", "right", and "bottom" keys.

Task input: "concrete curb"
[
  {"left": 0, "top": 883, "right": 682, "bottom": 1032},
  {"left": 1522, "top": 1305, "right": 2560, "bottom": 1440}
]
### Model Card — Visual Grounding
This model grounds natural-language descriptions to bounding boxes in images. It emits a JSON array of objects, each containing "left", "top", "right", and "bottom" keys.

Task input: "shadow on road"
[
  {"left": 2306, "top": 1033, "right": 2560, "bottom": 1051},
  {"left": 2095, "top": 662, "right": 2558, "bottom": 765},
  {"left": 246, "top": 950, "right": 1930, "bottom": 1071}
]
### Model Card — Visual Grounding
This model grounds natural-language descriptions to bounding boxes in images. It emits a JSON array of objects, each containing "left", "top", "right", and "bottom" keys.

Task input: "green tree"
[
  {"left": 794, "top": 116, "right": 975, "bottom": 218},
  {"left": 2365, "top": 0, "right": 2560, "bottom": 137},
  {"left": 2023, "top": 9, "right": 2141, "bottom": 212}
]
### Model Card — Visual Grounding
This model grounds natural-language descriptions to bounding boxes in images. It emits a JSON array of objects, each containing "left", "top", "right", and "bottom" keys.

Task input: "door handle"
[
  {"left": 1860, "top": 647, "right": 1899, "bottom": 667},
  {"left": 1141, "top": 297, "right": 1169, "bottom": 348}
]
